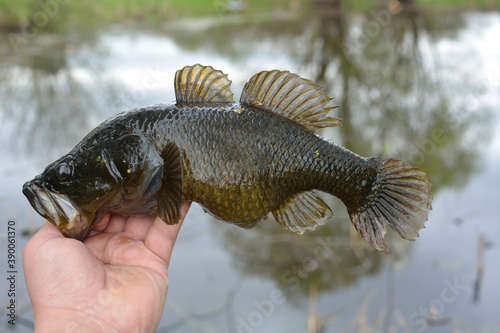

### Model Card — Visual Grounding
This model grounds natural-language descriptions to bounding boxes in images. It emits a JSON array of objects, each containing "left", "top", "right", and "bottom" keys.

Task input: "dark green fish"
[{"left": 23, "top": 64, "right": 432, "bottom": 251}]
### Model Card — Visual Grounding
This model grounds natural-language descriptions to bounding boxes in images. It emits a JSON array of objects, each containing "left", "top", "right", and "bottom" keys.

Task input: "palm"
[{"left": 23, "top": 202, "right": 190, "bottom": 332}]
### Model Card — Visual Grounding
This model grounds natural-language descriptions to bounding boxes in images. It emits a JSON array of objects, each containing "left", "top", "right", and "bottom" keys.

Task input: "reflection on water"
[
  {"left": 1, "top": 4, "right": 499, "bottom": 333},
  {"left": 219, "top": 200, "right": 384, "bottom": 298},
  {"left": 0, "top": 34, "right": 124, "bottom": 162},
  {"left": 307, "top": 2, "right": 489, "bottom": 191}
]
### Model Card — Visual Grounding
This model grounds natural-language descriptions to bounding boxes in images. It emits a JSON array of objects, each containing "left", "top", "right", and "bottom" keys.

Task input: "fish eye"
[{"left": 55, "top": 162, "right": 72, "bottom": 182}]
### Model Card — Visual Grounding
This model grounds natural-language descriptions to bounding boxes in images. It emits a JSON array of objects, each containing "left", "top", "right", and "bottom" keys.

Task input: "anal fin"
[
  {"left": 272, "top": 191, "right": 333, "bottom": 234},
  {"left": 157, "top": 142, "right": 183, "bottom": 225}
]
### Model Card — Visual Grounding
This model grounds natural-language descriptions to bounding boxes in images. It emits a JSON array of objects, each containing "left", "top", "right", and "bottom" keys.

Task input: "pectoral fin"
[
  {"left": 157, "top": 142, "right": 183, "bottom": 225},
  {"left": 272, "top": 191, "right": 333, "bottom": 234}
]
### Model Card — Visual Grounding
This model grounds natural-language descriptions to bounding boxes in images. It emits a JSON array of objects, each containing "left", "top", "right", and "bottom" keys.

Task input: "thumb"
[
  {"left": 23, "top": 222, "right": 64, "bottom": 263},
  {"left": 36, "top": 221, "right": 65, "bottom": 239}
]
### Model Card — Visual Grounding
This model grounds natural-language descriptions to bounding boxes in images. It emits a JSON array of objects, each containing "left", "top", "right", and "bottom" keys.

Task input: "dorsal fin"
[
  {"left": 240, "top": 70, "right": 341, "bottom": 131},
  {"left": 175, "top": 64, "right": 234, "bottom": 105}
]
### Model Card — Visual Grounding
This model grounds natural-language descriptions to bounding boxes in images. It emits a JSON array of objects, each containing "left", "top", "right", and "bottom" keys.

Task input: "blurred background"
[{"left": 0, "top": 0, "right": 499, "bottom": 332}]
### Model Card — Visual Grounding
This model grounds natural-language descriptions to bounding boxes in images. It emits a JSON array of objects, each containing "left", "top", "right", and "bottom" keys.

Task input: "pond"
[{"left": 1, "top": 4, "right": 499, "bottom": 333}]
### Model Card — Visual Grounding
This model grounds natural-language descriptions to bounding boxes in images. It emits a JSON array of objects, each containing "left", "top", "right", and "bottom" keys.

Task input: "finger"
[
  {"left": 84, "top": 214, "right": 127, "bottom": 259},
  {"left": 24, "top": 222, "right": 97, "bottom": 301},
  {"left": 145, "top": 201, "right": 191, "bottom": 266},
  {"left": 103, "top": 213, "right": 127, "bottom": 233},
  {"left": 26, "top": 222, "right": 64, "bottom": 249},
  {"left": 23, "top": 222, "right": 78, "bottom": 275},
  {"left": 90, "top": 212, "right": 112, "bottom": 233},
  {"left": 123, "top": 215, "right": 156, "bottom": 240},
  {"left": 38, "top": 221, "right": 65, "bottom": 238}
]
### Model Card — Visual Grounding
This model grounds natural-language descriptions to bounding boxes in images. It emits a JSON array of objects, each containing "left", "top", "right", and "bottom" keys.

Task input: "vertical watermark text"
[{"left": 5, "top": 220, "right": 17, "bottom": 326}]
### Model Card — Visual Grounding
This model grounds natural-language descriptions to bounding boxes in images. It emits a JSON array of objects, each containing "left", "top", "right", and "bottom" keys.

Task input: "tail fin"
[{"left": 348, "top": 157, "right": 432, "bottom": 252}]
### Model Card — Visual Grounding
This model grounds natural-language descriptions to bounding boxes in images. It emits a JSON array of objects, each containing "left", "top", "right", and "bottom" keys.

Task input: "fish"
[{"left": 23, "top": 64, "right": 432, "bottom": 251}]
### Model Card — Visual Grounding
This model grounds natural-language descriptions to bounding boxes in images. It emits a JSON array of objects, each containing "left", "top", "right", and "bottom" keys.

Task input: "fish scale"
[
  {"left": 153, "top": 106, "right": 359, "bottom": 226},
  {"left": 23, "top": 64, "right": 432, "bottom": 251}
]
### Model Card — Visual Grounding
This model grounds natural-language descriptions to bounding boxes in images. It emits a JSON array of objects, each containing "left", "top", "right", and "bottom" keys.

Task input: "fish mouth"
[{"left": 22, "top": 182, "right": 93, "bottom": 240}]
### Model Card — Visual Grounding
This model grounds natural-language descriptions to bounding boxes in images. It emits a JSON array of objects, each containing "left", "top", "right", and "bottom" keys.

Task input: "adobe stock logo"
[
  {"left": 8, "top": 0, "right": 71, "bottom": 53},
  {"left": 406, "top": 277, "right": 468, "bottom": 333},
  {"left": 236, "top": 290, "right": 286, "bottom": 333},
  {"left": 408, "top": 128, "right": 448, "bottom": 166},
  {"left": 234, "top": 238, "right": 335, "bottom": 333},
  {"left": 342, "top": 8, "right": 394, "bottom": 56}
]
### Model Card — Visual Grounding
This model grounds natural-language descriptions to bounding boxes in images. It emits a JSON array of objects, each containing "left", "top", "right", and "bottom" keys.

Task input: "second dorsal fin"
[
  {"left": 240, "top": 70, "right": 341, "bottom": 131},
  {"left": 175, "top": 64, "right": 234, "bottom": 105}
]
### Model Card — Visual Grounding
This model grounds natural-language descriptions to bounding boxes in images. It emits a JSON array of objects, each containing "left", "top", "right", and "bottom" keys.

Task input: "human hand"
[{"left": 23, "top": 201, "right": 191, "bottom": 333}]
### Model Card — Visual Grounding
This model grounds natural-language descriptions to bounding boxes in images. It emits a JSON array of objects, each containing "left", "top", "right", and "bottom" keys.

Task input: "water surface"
[{"left": 0, "top": 7, "right": 499, "bottom": 333}]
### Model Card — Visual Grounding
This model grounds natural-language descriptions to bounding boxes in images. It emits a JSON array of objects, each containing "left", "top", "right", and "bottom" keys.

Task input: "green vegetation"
[
  {"left": 0, "top": 0, "right": 499, "bottom": 33},
  {"left": 341, "top": 0, "right": 500, "bottom": 11},
  {"left": 418, "top": 0, "right": 500, "bottom": 9},
  {"left": 0, "top": 0, "right": 293, "bottom": 32},
  {"left": 0, "top": 0, "right": 170, "bottom": 32}
]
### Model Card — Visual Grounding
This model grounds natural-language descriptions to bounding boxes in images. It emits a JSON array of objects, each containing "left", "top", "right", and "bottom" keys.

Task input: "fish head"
[
  {"left": 22, "top": 151, "right": 120, "bottom": 240},
  {"left": 23, "top": 133, "right": 164, "bottom": 240}
]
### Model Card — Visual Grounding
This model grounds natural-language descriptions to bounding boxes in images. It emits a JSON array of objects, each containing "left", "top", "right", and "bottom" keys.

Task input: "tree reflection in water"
[
  {"left": 0, "top": 34, "right": 123, "bottom": 164},
  {"left": 0, "top": 2, "right": 494, "bottom": 331},
  {"left": 214, "top": 2, "right": 491, "bottom": 331}
]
